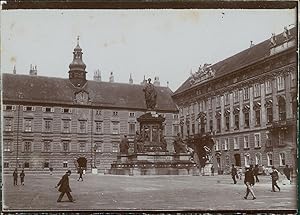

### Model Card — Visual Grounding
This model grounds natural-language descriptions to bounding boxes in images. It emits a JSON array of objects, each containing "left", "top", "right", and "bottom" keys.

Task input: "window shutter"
[
  {"left": 69, "top": 108, "right": 72, "bottom": 113},
  {"left": 23, "top": 106, "right": 27, "bottom": 111},
  {"left": 32, "top": 106, "right": 36, "bottom": 111},
  {"left": 42, "top": 107, "right": 46, "bottom": 112},
  {"left": 61, "top": 108, "right": 64, "bottom": 113},
  {"left": 51, "top": 107, "right": 54, "bottom": 113}
]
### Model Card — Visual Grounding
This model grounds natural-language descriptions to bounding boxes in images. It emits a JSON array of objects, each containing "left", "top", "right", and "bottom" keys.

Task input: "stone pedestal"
[{"left": 203, "top": 162, "right": 213, "bottom": 176}]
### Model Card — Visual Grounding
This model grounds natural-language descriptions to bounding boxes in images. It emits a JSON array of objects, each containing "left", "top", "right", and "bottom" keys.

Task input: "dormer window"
[
  {"left": 23, "top": 106, "right": 35, "bottom": 112},
  {"left": 113, "top": 111, "right": 118, "bottom": 117},
  {"left": 61, "top": 108, "right": 72, "bottom": 114},
  {"left": 43, "top": 107, "right": 54, "bottom": 113}
]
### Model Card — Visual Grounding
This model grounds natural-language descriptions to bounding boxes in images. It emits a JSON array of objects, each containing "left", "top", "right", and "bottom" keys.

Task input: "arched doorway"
[
  {"left": 234, "top": 153, "right": 241, "bottom": 166},
  {"left": 77, "top": 157, "right": 87, "bottom": 169}
]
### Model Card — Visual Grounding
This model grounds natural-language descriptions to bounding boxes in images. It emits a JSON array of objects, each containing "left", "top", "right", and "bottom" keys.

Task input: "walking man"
[
  {"left": 283, "top": 164, "right": 291, "bottom": 184},
  {"left": 77, "top": 167, "right": 83, "bottom": 181},
  {"left": 253, "top": 164, "right": 260, "bottom": 182},
  {"left": 13, "top": 168, "right": 18, "bottom": 186},
  {"left": 211, "top": 165, "right": 214, "bottom": 176},
  {"left": 244, "top": 167, "right": 256, "bottom": 200},
  {"left": 231, "top": 164, "right": 237, "bottom": 184},
  {"left": 55, "top": 170, "right": 75, "bottom": 202},
  {"left": 271, "top": 166, "right": 281, "bottom": 192},
  {"left": 20, "top": 169, "right": 25, "bottom": 185}
]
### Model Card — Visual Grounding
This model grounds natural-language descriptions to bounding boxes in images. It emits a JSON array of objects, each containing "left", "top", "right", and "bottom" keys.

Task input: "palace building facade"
[
  {"left": 2, "top": 40, "right": 179, "bottom": 173},
  {"left": 172, "top": 27, "right": 297, "bottom": 174}
]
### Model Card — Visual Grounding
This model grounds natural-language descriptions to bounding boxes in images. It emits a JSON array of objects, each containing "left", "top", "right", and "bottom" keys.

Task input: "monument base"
[{"left": 110, "top": 152, "right": 199, "bottom": 176}]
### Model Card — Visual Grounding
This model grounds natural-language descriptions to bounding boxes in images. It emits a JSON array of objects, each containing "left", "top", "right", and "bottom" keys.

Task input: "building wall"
[
  {"left": 3, "top": 105, "right": 178, "bottom": 173},
  {"left": 173, "top": 48, "right": 297, "bottom": 174}
]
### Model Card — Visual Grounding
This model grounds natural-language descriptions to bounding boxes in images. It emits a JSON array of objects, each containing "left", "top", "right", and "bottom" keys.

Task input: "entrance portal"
[
  {"left": 77, "top": 157, "right": 87, "bottom": 168},
  {"left": 234, "top": 154, "right": 241, "bottom": 166}
]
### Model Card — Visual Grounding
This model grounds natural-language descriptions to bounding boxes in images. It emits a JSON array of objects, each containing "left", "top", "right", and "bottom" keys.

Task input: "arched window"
[{"left": 278, "top": 96, "right": 286, "bottom": 121}]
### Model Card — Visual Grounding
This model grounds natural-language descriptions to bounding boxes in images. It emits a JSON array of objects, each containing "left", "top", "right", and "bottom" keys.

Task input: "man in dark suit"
[
  {"left": 55, "top": 170, "right": 75, "bottom": 202},
  {"left": 244, "top": 167, "right": 256, "bottom": 200},
  {"left": 231, "top": 164, "right": 237, "bottom": 184}
]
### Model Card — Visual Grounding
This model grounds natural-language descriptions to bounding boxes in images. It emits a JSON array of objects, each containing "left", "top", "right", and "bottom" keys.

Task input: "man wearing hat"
[
  {"left": 55, "top": 170, "right": 75, "bottom": 202},
  {"left": 244, "top": 167, "right": 256, "bottom": 200}
]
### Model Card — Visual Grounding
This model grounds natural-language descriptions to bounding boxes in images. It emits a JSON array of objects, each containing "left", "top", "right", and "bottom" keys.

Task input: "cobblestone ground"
[{"left": 2, "top": 173, "right": 297, "bottom": 212}]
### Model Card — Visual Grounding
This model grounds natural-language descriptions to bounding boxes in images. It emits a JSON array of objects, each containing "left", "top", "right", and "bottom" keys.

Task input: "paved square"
[{"left": 2, "top": 173, "right": 297, "bottom": 211}]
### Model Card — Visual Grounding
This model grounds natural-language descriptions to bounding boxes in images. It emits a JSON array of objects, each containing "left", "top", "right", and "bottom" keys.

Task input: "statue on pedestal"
[
  {"left": 143, "top": 78, "right": 157, "bottom": 110},
  {"left": 120, "top": 135, "right": 129, "bottom": 154}
]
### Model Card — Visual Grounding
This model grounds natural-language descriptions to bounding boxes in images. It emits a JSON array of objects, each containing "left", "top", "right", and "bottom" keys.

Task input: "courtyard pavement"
[{"left": 2, "top": 173, "right": 297, "bottom": 212}]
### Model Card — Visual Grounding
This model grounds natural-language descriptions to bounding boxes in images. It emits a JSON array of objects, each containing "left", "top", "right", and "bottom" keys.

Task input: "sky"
[{"left": 1, "top": 9, "right": 296, "bottom": 91}]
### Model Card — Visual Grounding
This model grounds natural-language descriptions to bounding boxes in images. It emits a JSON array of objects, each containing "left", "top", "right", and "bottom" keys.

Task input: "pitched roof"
[
  {"left": 3, "top": 74, "right": 177, "bottom": 112},
  {"left": 174, "top": 27, "right": 297, "bottom": 95}
]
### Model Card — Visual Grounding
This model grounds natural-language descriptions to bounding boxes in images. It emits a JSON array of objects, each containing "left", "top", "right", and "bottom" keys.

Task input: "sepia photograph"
[{"left": 1, "top": 2, "right": 298, "bottom": 212}]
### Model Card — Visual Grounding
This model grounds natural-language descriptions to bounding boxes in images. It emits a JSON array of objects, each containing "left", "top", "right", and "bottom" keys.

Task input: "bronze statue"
[
  {"left": 143, "top": 78, "right": 157, "bottom": 110},
  {"left": 120, "top": 135, "right": 129, "bottom": 154},
  {"left": 134, "top": 131, "right": 144, "bottom": 153}
]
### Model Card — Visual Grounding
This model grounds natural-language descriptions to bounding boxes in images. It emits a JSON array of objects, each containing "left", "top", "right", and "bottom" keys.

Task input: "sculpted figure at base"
[
  {"left": 134, "top": 131, "right": 144, "bottom": 153},
  {"left": 143, "top": 78, "right": 157, "bottom": 110},
  {"left": 173, "top": 133, "right": 187, "bottom": 154},
  {"left": 120, "top": 135, "right": 129, "bottom": 154}
]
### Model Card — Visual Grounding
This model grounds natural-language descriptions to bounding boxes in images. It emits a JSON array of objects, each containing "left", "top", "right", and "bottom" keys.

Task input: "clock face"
[{"left": 75, "top": 91, "right": 89, "bottom": 104}]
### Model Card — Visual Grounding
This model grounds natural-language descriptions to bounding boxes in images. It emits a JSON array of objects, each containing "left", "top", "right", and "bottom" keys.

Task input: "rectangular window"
[
  {"left": 191, "top": 124, "right": 195, "bottom": 134},
  {"left": 277, "top": 76, "right": 285, "bottom": 91},
  {"left": 208, "top": 99, "right": 212, "bottom": 110},
  {"left": 24, "top": 106, "right": 35, "bottom": 111},
  {"left": 63, "top": 142, "right": 69, "bottom": 152},
  {"left": 4, "top": 140, "right": 12, "bottom": 152},
  {"left": 173, "top": 114, "right": 179, "bottom": 120},
  {"left": 225, "top": 93, "right": 230, "bottom": 106},
  {"left": 24, "top": 119, "right": 33, "bottom": 132},
  {"left": 290, "top": 72, "right": 296, "bottom": 88},
  {"left": 244, "top": 154, "right": 250, "bottom": 167},
  {"left": 216, "top": 96, "right": 221, "bottom": 107},
  {"left": 96, "top": 110, "right": 102, "bottom": 115},
  {"left": 113, "top": 111, "right": 118, "bottom": 116},
  {"left": 243, "top": 136, "right": 249, "bottom": 149},
  {"left": 255, "top": 110, "right": 261, "bottom": 126},
  {"left": 44, "top": 119, "right": 52, "bottom": 132},
  {"left": 129, "top": 123, "right": 136, "bottom": 134},
  {"left": 95, "top": 142, "right": 102, "bottom": 152},
  {"left": 43, "top": 107, "right": 54, "bottom": 113},
  {"left": 63, "top": 161, "right": 68, "bottom": 168},
  {"left": 244, "top": 112, "right": 250, "bottom": 128},
  {"left": 267, "top": 107, "right": 273, "bottom": 124},
  {"left": 216, "top": 118, "right": 221, "bottom": 133},
  {"left": 4, "top": 162, "right": 9, "bottom": 168},
  {"left": 129, "top": 112, "right": 135, "bottom": 117},
  {"left": 24, "top": 141, "right": 31, "bottom": 152},
  {"left": 265, "top": 80, "right": 272, "bottom": 94},
  {"left": 267, "top": 153, "right": 273, "bottom": 166},
  {"left": 4, "top": 118, "right": 13, "bottom": 131},
  {"left": 62, "top": 108, "right": 72, "bottom": 113},
  {"left": 278, "top": 131, "right": 285, "bottom": 146},
  {"left": 112, "top": 142, "right": 119, "bottom": 153},
  {"left": 224, "top": 138, "right": 229, "bottom": 151},
  {"left": 79, "top": 120, "right": 87, "bottom": 133},
  {"left": 266, "top": 132, "right": 272, "bottom": 147},
  {"left": 233, "top": 137, "right": 239, "bottom": 150},
  {"left": 43, "top": 141, "right": 51, "bottom": 152},
  {"left": 254, "top": 83, "right": 261, "bottom": 98},
  {"left": 234, "top": 90, "right": 239, "bottom": 103},
  {"left": 254, "top": 133, "right": 261, "bottom": 148},
  {"left": 225, "top": 116, "right": 230, "bottom": 131},
  {"left": 279, "top": 153, "right": 286, "bottom": 166},
  {"left": 62, "top": 120, "right": 71, "bottom": 133},
  {"left": 173, "top": 125, "right": 179, "bottom": 136},
  {"left": 79, "top": 142, "right": 86, "bottom": 152},
  {"left": 214, "top": 139, "right": 220, "bottom": 151},
  {"left": 5, "top": 105, "right": 13, "bottom": 111},
  {"left": 112, "top": 122, "right": 120, "bottom": 134},
  {"left": 44, "top": 162, "right": 50, "bottom": 168},
  {"left": 243, "top": 87, "right": 249, "bottom": 100},
  {"left": 24, "top": 162, "right": 30, "bottom": 168},
  {"left": 95, "top": 121, "right": 102, "bottom": 133},
  {"left": 234, "top": 114, "right": 239, "bottom": 130},
  {"left": 209, "top": 119, "right": 213, "bottom": 132}
]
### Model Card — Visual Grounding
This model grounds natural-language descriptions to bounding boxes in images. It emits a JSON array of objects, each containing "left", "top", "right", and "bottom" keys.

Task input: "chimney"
[
  {"left": 93, "top": 69, "right": 101, "bottom": 81},
  {"left": 29, "top": 64, "right": 37, "bottom": 76},
  {"left": 140, "top": 75, "right": 147, "bottom": 85},
  {"left": 13, "top": 65, "right": 16, "bottom": 74},
  {"left": 250, "top": 41, "right": 254, "bottom": 48},
  {"left": 153, "top": 76, "right": 160, "bottom": 86},
  {"left": 129, "top": 73, "right": 133, "bottom": 84},
  {"left": 109, "top": 72, "right": 114, "bottom": 83}
]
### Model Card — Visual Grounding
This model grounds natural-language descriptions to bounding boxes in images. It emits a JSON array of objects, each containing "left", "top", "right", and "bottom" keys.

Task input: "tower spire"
[
  {"left": 129, "top": 73, "right": 133, "bottom": 84},
  {"left": 69, "top": 36, "right": 87, "bottom": 87}
]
